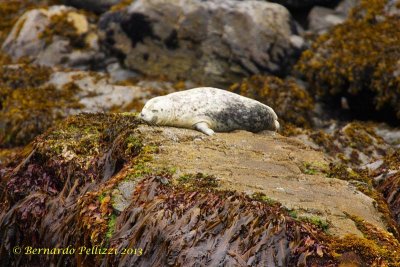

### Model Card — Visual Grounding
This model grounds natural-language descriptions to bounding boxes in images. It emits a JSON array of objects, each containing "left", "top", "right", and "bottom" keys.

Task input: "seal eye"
[{"left": 152, "top": 110, "right": 158, "bottom": 113}]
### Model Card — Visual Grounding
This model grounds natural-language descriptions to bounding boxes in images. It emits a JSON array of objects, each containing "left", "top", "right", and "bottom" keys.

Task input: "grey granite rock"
[
  {"left": 2, "top": 6, "right": 105, "bottom": 70},
  {"left": 98, "top": 0, "right": 304, "bottom": 87},
  {"left": 308, "top": 6, "right": 345, "bottom": 33}
]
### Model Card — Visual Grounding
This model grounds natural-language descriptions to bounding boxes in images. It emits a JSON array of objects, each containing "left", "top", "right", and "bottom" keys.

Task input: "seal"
[{"left": 139, "top": 87, "right": 279, "bottom": 135}]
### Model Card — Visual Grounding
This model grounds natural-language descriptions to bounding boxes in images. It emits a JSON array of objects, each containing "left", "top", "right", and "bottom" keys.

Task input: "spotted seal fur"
[{"left": 139, "top": 87, "right": 279, "bottom": 135}]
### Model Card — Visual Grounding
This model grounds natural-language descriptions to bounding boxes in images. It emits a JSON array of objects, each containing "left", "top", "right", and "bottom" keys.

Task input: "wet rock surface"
[{"left": 98, "top": 0, "right": 304, "bottom": 87}]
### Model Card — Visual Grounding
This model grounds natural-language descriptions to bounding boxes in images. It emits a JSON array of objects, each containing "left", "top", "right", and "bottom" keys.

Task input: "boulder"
[
  {"left": 308, "top": 6, "right": 345, "bottom": 33},
  {"left": 335, "top": 0, "right": 360, "bottom": 16},
  {"left": 296, "top": 1, "right": 400, "bottom": 122},
  {"left": 2, "top": 5, "right": 104, "bottom": 69},
  {"left": 0, "top": 113, "right": 398, "bottom": 266},
  {"left": 99, "top": 0, "right": 304, "bottom": 87},
  {"left": 62, "top": 0, "right": 123, "bottom": 13},
  {"left": 136, "top": 124, "right": 388, "bottom": 237},
  {"left": 268, "top": 0, "right": 340, "bottom": 9}
]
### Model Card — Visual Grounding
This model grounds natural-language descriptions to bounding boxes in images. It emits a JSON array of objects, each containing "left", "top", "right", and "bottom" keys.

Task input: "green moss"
[
  {"left": 251, "top": 192, "right": 283, "bottom": 207},
  {"left": 106, "top": 213, "right": 117, "bottom": 240},
  {"left": 297, "top": 0, "right": 400, "bottom": 120},
  {"left": 287, "top": 209, "right": 298, "bottom": 219},
  {"left": 230, "top": 75, "right": 315, "bottom": 134},
  {"left": 125, "top": 134, "right": 144, "bottom": 155},
  {"left": 299, "top": 216, "right": 330, "bottom": 232}
]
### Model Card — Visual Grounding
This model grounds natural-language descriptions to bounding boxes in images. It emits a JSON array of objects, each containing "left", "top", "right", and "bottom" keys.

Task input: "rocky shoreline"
[{"left": 1, "top": 0, "right": 400, "bottom": 266}]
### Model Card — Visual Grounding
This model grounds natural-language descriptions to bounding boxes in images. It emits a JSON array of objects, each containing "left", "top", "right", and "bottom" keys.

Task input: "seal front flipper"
[{"left": 194, "top": 122, "right": 215, "bottom": 136}]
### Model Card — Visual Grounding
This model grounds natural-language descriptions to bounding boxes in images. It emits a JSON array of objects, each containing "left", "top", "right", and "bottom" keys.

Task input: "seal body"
[{"left": 139, "top": 87, "right": 279, "bottom": 135}]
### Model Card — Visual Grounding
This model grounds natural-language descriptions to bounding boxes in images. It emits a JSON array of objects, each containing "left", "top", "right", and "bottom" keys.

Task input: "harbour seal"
[{"left": 139, "top": 87, "right": 279, "bottom": 135}]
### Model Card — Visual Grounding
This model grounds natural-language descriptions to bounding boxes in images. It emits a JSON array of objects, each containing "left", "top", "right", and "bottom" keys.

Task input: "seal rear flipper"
[{"left": 194, "top": 122, "right": 215, "bottom": 136}]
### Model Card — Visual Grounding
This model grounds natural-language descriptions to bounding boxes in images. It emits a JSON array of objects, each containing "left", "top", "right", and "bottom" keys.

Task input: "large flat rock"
[{"left": 135, "top": 125, "right": 387, "bottom": 237}]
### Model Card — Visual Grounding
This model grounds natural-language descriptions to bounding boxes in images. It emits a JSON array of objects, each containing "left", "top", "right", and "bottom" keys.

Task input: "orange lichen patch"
[
  {"left": 230, "top": 75, "right": 315, "bottom": 133},
  {"left": 296, "top": 0, "right": 400, "bottom": 120}
]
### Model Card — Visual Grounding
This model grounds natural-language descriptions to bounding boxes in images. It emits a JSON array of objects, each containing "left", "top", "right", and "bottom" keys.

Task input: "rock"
[
  {"left": 2, "top": 5, "right": 104, "bottom": 69},
  {"left": 268, "top": 0, "right": 340, "bottom": 9},
  {"left": 308, "top": 6, "right": 346, "bottom": 33},
  {"left": 335, "top": 0, "right": 359, "bottom": 16},
  {"left": 106, "top": 61, "right": 139, "bottom": 82},
  {"left": 1, "top": 113, "right": 398, "bottom": 266},
  {"left": 297, "top": 122, "right": 391, "bottom": 166},
  {"left": 48, "top": 70, "right": 149, "bottom": 113},
  {"left": 385, "top": 0, "right": 400, "bottom": 16},
  {"left": 99, "top": 0, "right": 304, "bottom": 87},
  {"left": 374, "top": 124, "right": 400, "bottom": 149},
  {"left": 0, "top": 64, "right": 150, "bottom": 147},
  {"left": 296, "top": 2, "right": 400, "bottom": 123},
  {"left": 135, "top": 124, "right": 388, "bottom": 237},
  {"left": 230, "top": 75, "right": 316, "bottom": 130},
  {"left": 371, "top": 150, "right": 400, "bottom": 225},
  {"left": 62, "top": 0, "right": 123, "bottom": 13}
]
